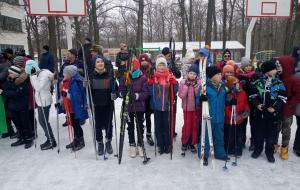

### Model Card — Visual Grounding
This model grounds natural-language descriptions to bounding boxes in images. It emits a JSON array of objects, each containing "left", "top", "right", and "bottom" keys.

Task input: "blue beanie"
[
  {"left": 25, "top": 60, "right": 40, "bottom": 74},
  {"left": 188, "top": 64, "right": 199, "bottom": 75},
  {"left": 199, "top": 48, "right": 209, "bottom": 58}
]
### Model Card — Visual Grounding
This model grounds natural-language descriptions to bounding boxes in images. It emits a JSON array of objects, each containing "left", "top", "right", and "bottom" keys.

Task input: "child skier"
[
  {"left": 178, "top": 64, "right": 201, "bottom": 153},
  {"left": 148, "top": 55, "right": 178, "bottom": 154},
  {"left": 90, "top": 57, "right": 118, "bottom": 156},
  {"left": 25, "top": 60, "right": 57, "bottom": 150},
  {"left": 275, "top": 56, "right": 300, "bottom": 160},
  {"left": 224, "top": 76, "right": 250, "bottom": 157},
  {"left": 139, "top": 53, "right": 155, "bottom": 146},
  {"left": 119, "top": 59, "right": 148, "bottom": 158},
  {"left": 197, "top": 66, "right": 229, "bottom": 166},
  {"left": 1, "top": 65, "right": 33, "bottom": 148},
  {"left": 181, "top": 51, "right": 196, "bottom": 78},
  {"left": 249, "top": 60, "right": 287, "bottom": 163},
  {"left": 61, "top": 65, "right": 88, "bottom": 151}
]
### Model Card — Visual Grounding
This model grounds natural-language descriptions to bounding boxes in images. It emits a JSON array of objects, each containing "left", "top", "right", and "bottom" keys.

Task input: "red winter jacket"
[
  {"left": 278, "top": 56, "right": 300, "bottom": 117},
  {"left": 225, "top": 90, "right": 250, "bottom": 125}
]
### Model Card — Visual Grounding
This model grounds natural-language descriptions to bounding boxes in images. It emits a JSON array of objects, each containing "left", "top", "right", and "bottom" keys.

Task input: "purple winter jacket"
[{"left": 118, "top": 75, "right": 148, "bottom": 112}]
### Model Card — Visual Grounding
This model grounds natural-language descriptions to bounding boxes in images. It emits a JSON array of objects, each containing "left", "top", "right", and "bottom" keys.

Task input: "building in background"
[{"left": 0, "top": 0, "right": 28, "bottom": 54}]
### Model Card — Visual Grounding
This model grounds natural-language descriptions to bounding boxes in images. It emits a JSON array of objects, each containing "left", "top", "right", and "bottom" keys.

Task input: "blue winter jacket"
[
  {"left": 197, "top": 80, "right": 226, "bottom": 124},
  {"left": 69, "top": 73, "right": 89, "bottom": 121},
  {"left": 39, "top": 51, "right": 54, "bottom": 73},
  {"left": 149, "top": 83, "right": 178, "bottom": 111}
]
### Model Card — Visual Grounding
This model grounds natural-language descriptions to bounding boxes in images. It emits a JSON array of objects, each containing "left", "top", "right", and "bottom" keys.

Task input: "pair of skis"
[
  {"left": 118, "top": 49, "right": 150, "bottom": 165},
  {"left": 199, "top": 58, "right": 215, "bottom": 168}
]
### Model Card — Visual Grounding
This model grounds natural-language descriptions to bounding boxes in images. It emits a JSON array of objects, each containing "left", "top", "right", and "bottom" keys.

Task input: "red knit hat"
[
  {"left": 222, "top": 65, "right": 234, "bottom": 76},
  {"left": 139, "top": 53, "right": 151, "bottom": 64}
]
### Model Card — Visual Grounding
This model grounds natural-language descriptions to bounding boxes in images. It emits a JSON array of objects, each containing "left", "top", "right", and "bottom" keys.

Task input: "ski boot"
[
  {"left": 251, "top": 151, "right": 261, "bottom": 159},
  {"left": 189, "top": 145, "right": 197, "bottom": 154},
  {"left": 137, "top": 146, "right": 144, "bottom": 158},
  {"left": 129, "top": 144, "right": 137, "bottom": 158},
  {"left": 266, "top": 154, "right": 275, "bottom": 163},
  {"left": 280, "top": 146, "right": 288, "bottom": 160},
  {"left": 203, "top": 157, "right": 208, "bottom": 166},
  {"left": 66, "top": 141, "right": 74, "bottom": 149},
  {"left": 146, "top": 133, "right": 154, "bottom": 146},
  {"left": 249, "top": 141, "right": 255, "bottom": 151},
  {"left": 105, "top": 140, "right": 113, "bottom": 154},
  {"left": 11, "top": 138, "right": 25, "bottom": 147},
  {"left": 98, "top": 141, "right": 104, "bottom": 156},
  {"left": 24, "top": 139, "right": 34, "bottom": 149},
  {"left": 41, "top": 139, "right": 57, "bottom": 150},
  {"left": 72, "top": 137, "right": 85, "bottom": 151}
]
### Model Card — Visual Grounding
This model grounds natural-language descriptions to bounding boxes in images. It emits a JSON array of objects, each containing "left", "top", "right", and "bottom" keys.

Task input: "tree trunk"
[
  {"left": 25, "top": 18, "right": 34, "bottom": 58},
  {"left": 213, "top": 3, "right": 218, "bottom": 41},
  {"left": 32, "top": 17, "right": 41, "bottom": 60},
  {"left": 187, "top": 0, "right": 193, "bottom": 41},
  {"left": 91, "top": 0, "right": 99, "bottom": 44},
  {"left": 74, "top": 17, "right": 81, "bottom": 50},
  {"left": 222, "top": 0, "right": 227, "bottom": 50},
  {"left": 48, "top": 17, "right": 57, "bottom": 66},
  {"left": 205, "top": 0, "right": 215, "bottom": 46},
  {"left": 228, "top": 0, "right": 237, "bottom": 40},
  {"left": 136, "top": 0, "right": 144, "bottom": 48},
  {"left": 179, "top": 0, "right": 187, "bottom": 56}
]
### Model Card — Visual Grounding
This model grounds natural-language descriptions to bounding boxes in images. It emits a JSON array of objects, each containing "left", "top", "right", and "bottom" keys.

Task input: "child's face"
[
  {"left": 244, "top": 65, "right": 252, "bottom": 73},
  {"left": 8, "top": 72, "right": 18, "bottom": 79},
  {"left": 95, "top": 59, "right": 105, "bottom": 70},
  {"left": 63, "top": 73, "right": 71, "bottom": 80},
  {"left": 157, "top": 63, "right": 167, "bottom": 72},
  {"left": 187, "top": 72, "right": 197, "bottom": 80},
  {"left": 211, "top": 73, "right": 222, "bottom": 82},
  {"left": 224, "top": 71, "right": 234, "bottom": 79},
  {"left": 266, "top": 69, "right": 277, "bottom": 77}
]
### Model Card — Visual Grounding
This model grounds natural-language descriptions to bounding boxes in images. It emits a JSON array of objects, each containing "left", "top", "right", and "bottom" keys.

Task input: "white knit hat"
[
  {"left": 155, "top": 54, "right": 167, "bottom": 68},
  {"left": 185, "top": 51, "right": 195, "bottom": 61}
]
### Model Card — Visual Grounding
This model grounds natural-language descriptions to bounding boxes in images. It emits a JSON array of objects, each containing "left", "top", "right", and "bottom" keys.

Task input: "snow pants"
[
  {"left": 182, "top": 110, "right": 200, "bottom": 145},
  {"left": 154, "top": 111, "right": 170, "bottom": 152},
  {"left": 224, "top": 123, "right": 243, "bottom": 155},
  {"left": 95, "top": 105, "right": 113, "bottom": 142},
  {"left": 37, "top": 106, "right": 55, "bottom": 142},
  {"left": 253, "top": 111, "right": 278, "bottom": 157},
  {"left": 127, "top": 112, "right": 144, "bottom": 146}
]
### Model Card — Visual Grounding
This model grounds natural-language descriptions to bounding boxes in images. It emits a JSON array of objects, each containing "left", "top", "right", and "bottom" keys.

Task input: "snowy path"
[{"left": 0, "top": 98, "right": 300, "bottom": 190}]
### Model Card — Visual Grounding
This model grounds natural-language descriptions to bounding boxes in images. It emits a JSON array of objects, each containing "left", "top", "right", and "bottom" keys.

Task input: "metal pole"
[{"left": 245, "top": 18, "right": 257, "bottom": 59}]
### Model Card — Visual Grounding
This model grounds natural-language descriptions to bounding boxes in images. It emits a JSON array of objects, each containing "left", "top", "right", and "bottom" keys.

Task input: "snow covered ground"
[{"left": 0, "top": 98, "right": 300, "bottom": 190}]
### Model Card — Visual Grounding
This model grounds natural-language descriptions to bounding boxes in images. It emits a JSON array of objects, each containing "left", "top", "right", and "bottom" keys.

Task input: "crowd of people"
[{"left": 0, "top": 38, "right": 300, "bottom": 166}]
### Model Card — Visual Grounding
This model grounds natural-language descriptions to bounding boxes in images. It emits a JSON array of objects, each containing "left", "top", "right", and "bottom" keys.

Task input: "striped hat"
[
  {"left": 13, "top": 56, "right": 24, "bottom": 66},
  {"left": 8, "top": 65, "right": 22, "bottom": 77}
]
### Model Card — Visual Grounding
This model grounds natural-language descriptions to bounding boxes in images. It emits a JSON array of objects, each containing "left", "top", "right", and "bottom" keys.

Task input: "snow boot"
[
  {"left": 146, "top": 133, "right": 154, "bottom": 146},
  {"left": 105, "top": 140, "right": 113, "bottom": 154},
  {"left": 280, "top": 146, "right": 288, "bottom": 160},
  {"left": 40, "top": 140, "right": 57, "bottom": 150},
  {"left": 62, "top": 120, "right": 68, "bottom": 127},
  {"left": 137, "top": 146, "right": 144, "bottom": 158},
  {"left": 24, "top": 139, "right": 34, "bottom": 149},
  {"left": 203, "top": 157, "right": 208, "bottom": 166},
  {"left": 249, "top": 141, "right": 255, "bottom": 151},
  {"left": 11, "top": 138, "right": 25, "bottom": 147},
  {"left": 274, "top": 144, "right": 280, "bottom": 153},
  {"left": 266, "top": 154, "right": 275, "bottom": 163},
  {"left": 98, "top": 141, "right": 104, "bottom": 156},
  {"left": 129, "top": 144, "right": 137, "bottom": 158},
  {"left": 72, "top": 137, "right": 85, "bottom": 151}
]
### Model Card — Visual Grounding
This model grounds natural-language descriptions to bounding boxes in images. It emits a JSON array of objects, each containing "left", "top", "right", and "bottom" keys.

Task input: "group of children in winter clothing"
[{"left": 1, "top": 45, "right": 300, "bottom": 166}]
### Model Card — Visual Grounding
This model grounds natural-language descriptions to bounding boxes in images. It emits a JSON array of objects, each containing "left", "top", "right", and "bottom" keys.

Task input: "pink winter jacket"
[{"left": 178, "top": 79, "right": 201, "bottom": 111}]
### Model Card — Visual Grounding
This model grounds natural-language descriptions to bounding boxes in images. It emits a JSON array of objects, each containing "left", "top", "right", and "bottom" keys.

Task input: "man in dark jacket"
[
  {"left": 39, "top": 45, "right": 54, "bottom": 73},
  {"left": 115, "top": 43, "right": 130, "bottom": 79}
]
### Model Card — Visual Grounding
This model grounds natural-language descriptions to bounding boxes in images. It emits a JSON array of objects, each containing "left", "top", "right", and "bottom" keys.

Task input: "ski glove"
[
  {"left": 200, "top": 94, "right": 208, "bottom": 102},
  {"left": 230, "top": 98, "right": 237, "bottom": 105},
  {"left": 111, "top": 93, "right": 117, "bottom": 101},
  {"left": 130, "top": 93, "right": 139, "bottom": 101}
]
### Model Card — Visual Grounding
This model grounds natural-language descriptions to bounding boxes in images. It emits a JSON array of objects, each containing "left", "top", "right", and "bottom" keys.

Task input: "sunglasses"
[{"left": 224, "top": 55, "right": 231, "bottom": 58}]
